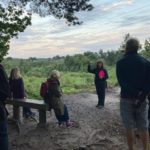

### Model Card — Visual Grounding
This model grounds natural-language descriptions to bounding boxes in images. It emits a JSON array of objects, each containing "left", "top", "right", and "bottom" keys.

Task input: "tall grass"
[
  {"left": 3, "top": 59, "right": 118, "bottom": 99},
  {"left": 23, "top": 68, "right": 117, "bottom": 99}
]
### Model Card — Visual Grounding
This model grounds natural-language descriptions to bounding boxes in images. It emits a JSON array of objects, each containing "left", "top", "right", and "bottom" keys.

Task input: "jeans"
[
  {"left": 23, "top": 107, "right": 33, "bottom": 117},
  {"left": 55, "top": 105, "right": 69, "bottom": 123},
  {"left": 0, "top": 104, "right": 8, "bottom": 150}
]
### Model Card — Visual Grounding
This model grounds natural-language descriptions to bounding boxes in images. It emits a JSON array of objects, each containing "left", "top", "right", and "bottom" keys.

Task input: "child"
[
  {"left": 9, "top": 67, "right": 35, "bottom": 118},
  {"left": 43, "top": 70, "right": 76, "bottom": 127}
]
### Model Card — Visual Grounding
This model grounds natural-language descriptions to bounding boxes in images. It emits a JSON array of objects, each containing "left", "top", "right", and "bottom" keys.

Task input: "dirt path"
[{"left": 7, "top": 88, "right": 141, "bottom": 150}]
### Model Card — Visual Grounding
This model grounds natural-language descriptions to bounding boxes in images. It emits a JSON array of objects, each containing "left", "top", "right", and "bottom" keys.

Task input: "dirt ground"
[{"left": 7, "top": 88, "right": 142, "bottom": 150}]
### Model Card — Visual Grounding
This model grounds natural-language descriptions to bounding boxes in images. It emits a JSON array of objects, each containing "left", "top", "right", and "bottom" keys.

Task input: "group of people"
[
  {"left": 0, "top": 37, "right": 150, "bottom": 150},
  {"left": 0, "top": 65, "right": 78, "bottom": 149}
]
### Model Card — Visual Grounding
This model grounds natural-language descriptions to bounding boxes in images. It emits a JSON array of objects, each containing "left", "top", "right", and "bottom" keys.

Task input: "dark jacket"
[
  {"left": 88, "top": 64, "right": 108, "bottom": 85},
  {"left": 0, "top": 64, "right": 10, "bottom": 103},
  {"left": 47, "top": 78, "right": 64, "bottom": 115},
  {"left": 116, "top": 51, "right": 150, "bottom": 99},
  {"left": 9, "top": 78, "right": 26, "bottom": 99}
]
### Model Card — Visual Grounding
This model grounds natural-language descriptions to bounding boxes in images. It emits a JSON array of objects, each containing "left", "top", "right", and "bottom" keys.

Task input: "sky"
[{"left": 8, "top": 0, "right": 150, "bottom": 58}]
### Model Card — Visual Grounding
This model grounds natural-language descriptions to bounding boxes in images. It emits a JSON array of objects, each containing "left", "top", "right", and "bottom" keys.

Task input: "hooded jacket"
[{"left": 47, "top": 78, "right": 64, "bottom": 116}]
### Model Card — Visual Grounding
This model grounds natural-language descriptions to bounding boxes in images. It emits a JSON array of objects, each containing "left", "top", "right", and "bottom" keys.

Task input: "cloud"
[
  {"left": 100, "top": 0, "right": 134, "bottom": 12},
  {"left": 8, "top": 0, "right": 150, "bottom": 58},
  {"left": 119, "top": 15, "right": 150, "bottom": 27}
]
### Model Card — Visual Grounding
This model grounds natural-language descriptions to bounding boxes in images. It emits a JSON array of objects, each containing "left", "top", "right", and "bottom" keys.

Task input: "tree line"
[{"left": 3, "top": 36, "right": 150, "bottom": 76}]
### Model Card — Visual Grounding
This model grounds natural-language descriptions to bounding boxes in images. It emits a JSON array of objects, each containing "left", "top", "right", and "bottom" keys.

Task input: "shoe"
[
  {"left": 98, "top": 106, "right": 104, "bottom": 109},
  {"left": 58, "top": 122, "right": 66, "bottom": 128},
  {"left": 30, "top": 112, "right": 35, "bottom": 117},
  {"left": 23, "top": 113, "right": 30, "bottom": 119},
  {"left": 66, "top": 120, "right": 76, "bottom": 128},
  {"left": 96, "top": 104, "right": 100, "bottom": 107},
  {"left": 23, "top": 112, "right": 35, "bottom": 119}
]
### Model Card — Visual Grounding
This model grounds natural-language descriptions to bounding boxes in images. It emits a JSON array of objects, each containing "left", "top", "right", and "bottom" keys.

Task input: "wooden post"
[
  {"left": 13, "top": 105, "right": 21, "bottom": 133},
  {"left": 13, "top": 105, "right": 20, "bottom": 122},
  {"left": 38, "top": 110, "right": 46, "bottom": 127}
]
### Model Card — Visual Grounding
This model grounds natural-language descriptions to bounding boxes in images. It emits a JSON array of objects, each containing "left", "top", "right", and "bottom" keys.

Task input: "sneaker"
[
  {"left": 23, "top": 113, "right": 30, "bottom": 119},
  {"left": 30, "top": 112, "right": 35, "bottom": 117},
  {"left": 23, "top": 112, "right": 35, "bottom": 119},
  {"left": 58, "top": 122, "right": 66, "bottom": 128},
  {"left": 98, "top": 106, "right": 104, "bottom": 109},
  {"left": 66, "top": 120, "right": 77, "bottom": 128}
]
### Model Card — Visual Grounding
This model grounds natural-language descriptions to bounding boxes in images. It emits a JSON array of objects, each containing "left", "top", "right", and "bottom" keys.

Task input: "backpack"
[{"left": 40, "top": 81, "right": 51, "bottom": 103}]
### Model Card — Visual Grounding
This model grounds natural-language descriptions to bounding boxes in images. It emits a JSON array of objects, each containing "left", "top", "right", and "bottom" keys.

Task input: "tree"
[
  {"left": 0, "top": 0, "right": 93, "bottom": 60},
  {"left": 119, "top": 33, "right": 130, "bottom": 51},
  {"left": 0, "top": 4, "right": 31, "bottom": 60},
  {"left": 141, "top": 38, "right": 150, "bottom": 60},
  {"left": 5, "top": 0, "right": 93, "bottom": 25}
]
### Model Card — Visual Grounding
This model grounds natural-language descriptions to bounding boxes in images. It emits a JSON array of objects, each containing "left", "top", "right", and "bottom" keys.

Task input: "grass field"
[
  {"left": 23, "top": 67, "right": 118, "bottom": 99},
  {"left": 3, "top": 59, "right": 118, "bottom": 99}
]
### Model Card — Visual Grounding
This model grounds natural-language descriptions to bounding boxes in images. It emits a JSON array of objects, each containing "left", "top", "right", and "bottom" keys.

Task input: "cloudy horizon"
[{"left": 8, "top": 0, "right": 150, "bottom": 58}]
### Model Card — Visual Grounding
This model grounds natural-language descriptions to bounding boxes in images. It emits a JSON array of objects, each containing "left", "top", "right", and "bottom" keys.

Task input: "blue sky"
[{"left": 9, "top": 0, "right": 150, "bottom": 58}]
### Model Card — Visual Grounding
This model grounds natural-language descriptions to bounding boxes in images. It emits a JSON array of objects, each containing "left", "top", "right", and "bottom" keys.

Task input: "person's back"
[
  {"left": 117, "top": 52, "right": 150, "bottom": 99},
  {"left": 9, "top": 78, "right": 25, "bottom": 99},
  {"left": 44, "top": 70, "right": 77, "bottom": 127}
]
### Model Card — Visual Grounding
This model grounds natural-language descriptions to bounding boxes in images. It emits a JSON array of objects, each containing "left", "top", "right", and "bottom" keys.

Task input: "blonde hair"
[
  {"left": 50, "top": 70, "right": 60, "bottom": 78},
  {"left": 10, "top": 67, "right": 21, "bottom": 80}
]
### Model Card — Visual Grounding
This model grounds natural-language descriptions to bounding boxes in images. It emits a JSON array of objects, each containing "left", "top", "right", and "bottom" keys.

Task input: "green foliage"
[
  {"left": 23, "top": 72, "right": 95, "bottom": 99},
  {"left": 141, "top": 38, "right": 150, "bottom": 60},
  {"left": 3, "top": 0, "right": 93, "bottom": 25},
  {"left": 119, "top": 33, "right": 131, "bottom": 51},
  {"left": 23, "top": 69, "right": 117, "bottom": 99},
  {"left": 107, "top": 66, "right": 118, "bottom": 87},
  {"left": 0, "top": 0, "right": 93, "bottom": 60},
  {"left": 2, "top": 35, "right": 150, "bottom": 99},
  {"left": 0, "top": 4, "right": 31, "bottom": 60},
  {"left": 3, "top": 58, "right": 117, "bottom": 99}
]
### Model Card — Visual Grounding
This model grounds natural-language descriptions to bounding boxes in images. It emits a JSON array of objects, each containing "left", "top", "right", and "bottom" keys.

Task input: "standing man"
[
  {"left": 0, "top": 63, "right": 10, "bottom": 150},
  {"left": 116, "top": 38, "right": 150, "bottom": 150}
]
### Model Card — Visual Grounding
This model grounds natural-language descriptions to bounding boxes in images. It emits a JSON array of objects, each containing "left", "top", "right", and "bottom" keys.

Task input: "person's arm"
[
  {"left": 8, "top": 78, "right": 13, "bottom": 99},
  {"left": 19, "top": 78, "right": 26, "bottom": 98},
  {"left": 116, "top": 62, "right": 139, "bottom": 95},
  {"left": 87, "top": 63, "right": 96, "bottom": 74},
  {"left": 104, "top": 69, "right": 109, "bottom": 80},
  {"left": 143, "top": 61, "right": 150, "bottom": 95}
]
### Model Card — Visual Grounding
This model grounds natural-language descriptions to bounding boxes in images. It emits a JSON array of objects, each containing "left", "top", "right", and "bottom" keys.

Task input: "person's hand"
[
  {"left": 133, "top": 92, "right": 146, "bottom": 108},
  {"left": 137, "top": 92, "right": 146, "bottom": 102}
]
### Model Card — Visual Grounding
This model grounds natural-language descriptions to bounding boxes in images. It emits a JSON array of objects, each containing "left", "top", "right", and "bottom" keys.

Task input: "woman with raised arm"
[{"left": 88, "top": 61, "right": 108, "bottom": 108}]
